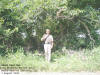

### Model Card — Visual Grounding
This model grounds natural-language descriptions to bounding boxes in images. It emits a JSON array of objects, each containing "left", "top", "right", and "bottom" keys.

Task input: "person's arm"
[
  {"left": 51, "top": 41, "right": 54, "bottom": 49},
  {"left": 41, "top": 34, "right": 46, "bottom": 41},
  {"left": 51, "top": 35, "right": 54, "bottom": 49}
]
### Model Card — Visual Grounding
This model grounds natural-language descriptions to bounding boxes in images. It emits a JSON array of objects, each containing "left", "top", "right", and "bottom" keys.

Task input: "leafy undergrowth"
[{"left": 0, "top": 47, "right": 100, "bottom": 72}]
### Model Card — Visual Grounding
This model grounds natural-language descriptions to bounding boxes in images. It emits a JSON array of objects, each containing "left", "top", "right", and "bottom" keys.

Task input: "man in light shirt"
[{"left": 41, "top": 29, "right": 53, "bottom": 62}]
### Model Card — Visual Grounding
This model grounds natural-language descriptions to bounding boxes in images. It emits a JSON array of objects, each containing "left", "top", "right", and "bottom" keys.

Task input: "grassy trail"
[{"left": 0, "top": 47, "right": 100, "bottom": 72}]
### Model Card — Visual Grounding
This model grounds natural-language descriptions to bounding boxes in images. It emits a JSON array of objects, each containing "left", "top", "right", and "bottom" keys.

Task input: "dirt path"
[
  {"left": 0, "top": 71, "right": 100, "bottom": 75},
  {"left": 20, "top": 72, "right": 100, "bottom": 75}
]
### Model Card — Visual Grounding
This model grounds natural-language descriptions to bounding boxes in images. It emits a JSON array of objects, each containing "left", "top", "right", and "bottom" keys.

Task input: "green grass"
[{"left": 0, "top": 47, "right": 100, "bottom": 72}]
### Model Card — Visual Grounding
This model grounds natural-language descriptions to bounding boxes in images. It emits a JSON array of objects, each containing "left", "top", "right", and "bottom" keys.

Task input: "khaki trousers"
[{"left": 44, "top": 44, "right": 52, "bottom": 62}]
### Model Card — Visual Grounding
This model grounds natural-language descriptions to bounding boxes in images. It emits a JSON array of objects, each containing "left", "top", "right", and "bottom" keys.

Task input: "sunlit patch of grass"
[{"left": 0, "top": 47, "right": 100, "bottom": 72}]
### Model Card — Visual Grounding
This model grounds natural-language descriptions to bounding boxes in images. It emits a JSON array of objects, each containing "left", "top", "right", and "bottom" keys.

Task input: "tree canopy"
[{"left": 0, "top": 0, "right": 100, "bottom": 54}]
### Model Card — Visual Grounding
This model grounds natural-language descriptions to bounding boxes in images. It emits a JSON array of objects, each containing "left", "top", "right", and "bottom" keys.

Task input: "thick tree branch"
[
  {"left": 79, "top": 20, "right": 95, "bottom": 43},
  {"left": 56, "top": 8, "right": 74, "bottom": 20}
]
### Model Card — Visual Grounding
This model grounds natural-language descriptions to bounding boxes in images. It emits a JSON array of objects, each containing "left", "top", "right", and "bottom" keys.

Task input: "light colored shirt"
[
  {"left": 42, "top": 34, "right": 53, "bottom": 44},
  {"left": 45, "top": 34, "right": 53, "bottom": 44}
]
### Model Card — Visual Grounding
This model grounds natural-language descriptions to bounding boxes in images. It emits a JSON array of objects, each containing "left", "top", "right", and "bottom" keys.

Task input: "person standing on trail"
[{"left": 41, "top": 29, "right": 53, "bottom": 62}]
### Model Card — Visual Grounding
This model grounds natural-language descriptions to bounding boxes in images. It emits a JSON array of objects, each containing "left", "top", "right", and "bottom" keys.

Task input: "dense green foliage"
[{"left": 0, "top": 0, "right": 100, "bottom": 54}]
